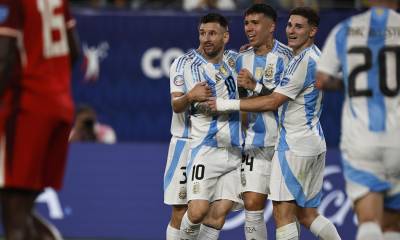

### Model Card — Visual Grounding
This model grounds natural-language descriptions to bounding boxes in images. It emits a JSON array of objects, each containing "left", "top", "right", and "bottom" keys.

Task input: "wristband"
[{"left": 216, "top": 99, "right": 240, "bottom": 111}]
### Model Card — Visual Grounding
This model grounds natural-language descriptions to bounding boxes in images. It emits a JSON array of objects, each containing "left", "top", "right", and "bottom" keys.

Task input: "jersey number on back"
[
  {"left": 348, "top": 46, "right": 400, "bottom": 97},
  {"left": 37, "top": 0, "right": 69, "bottom": 59}
]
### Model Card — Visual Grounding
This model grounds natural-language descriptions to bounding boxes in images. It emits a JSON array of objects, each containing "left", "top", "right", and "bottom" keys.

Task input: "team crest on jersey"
[
  {"left": 193, "top": 182, "right": 200, "bottom": 194},
  {"left": 174, "top": 75, "right": 184, "bottom": 86},
  {"left": 264, "top": 64, "right": 274, "bottom": 81},
  {"left": 0, "top": 6, "right": 9, "bottom": 23},
  {"left": 219, "top": 65, "right": 228, "bottom": 77},
  {"left": 255, "top": 67, "right": 263, "bottom": 80},
  {"left": 179, "top": 186, "right": 187, "bottom": 199}
]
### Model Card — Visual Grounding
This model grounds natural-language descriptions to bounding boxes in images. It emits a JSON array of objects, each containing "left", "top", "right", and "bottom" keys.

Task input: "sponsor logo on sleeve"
[{"left": 174, "top": 75, "right": 184, "bottom": 86}]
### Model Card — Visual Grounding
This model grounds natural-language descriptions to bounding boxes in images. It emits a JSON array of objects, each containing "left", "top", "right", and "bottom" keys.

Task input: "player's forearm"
[
  {"left": 216, "top": 95, "right": 279, "bottom": 113},
  {"left": 67, "top": 28, "right": 81, "bottom": 66},
  {"left": 316, "top": 71, "right": 343, "bottom": 91},
  {"left": 240, "top": 95, "right": 279, "bottom": 112},
  {"left": 171, "top": 94, "right": 191, "bottom": 113}
]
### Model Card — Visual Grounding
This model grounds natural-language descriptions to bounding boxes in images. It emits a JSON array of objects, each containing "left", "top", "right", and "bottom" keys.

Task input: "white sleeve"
[
  {"left": 169, "top": 57, "right": 186, "bottom": 94},
  {"left": 317, "top": 24, "right": 342, "bottom": 77},
  {"left": 275, "top": 56, "right": 308, "bottom": 100}
]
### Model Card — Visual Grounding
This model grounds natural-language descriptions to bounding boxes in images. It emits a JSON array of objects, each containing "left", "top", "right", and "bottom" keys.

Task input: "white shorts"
[
  {"left": 163, "top": 137, "right": 190, "bottom": 205},
  {"left": 241, "top": 146, "right": 274, "bottom": 194},
  {"left": 187, "top": 145, "right": 242, "bottom": 210},
  {"left": 341, "top": 146, "right": 400, "bottom": 210},
  {"left": 269, "top": 150, "right": 325, "bottom": 208}
]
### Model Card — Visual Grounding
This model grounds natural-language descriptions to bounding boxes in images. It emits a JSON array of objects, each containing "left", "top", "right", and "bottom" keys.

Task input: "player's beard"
[{"left": 203, "top": 44, "right": 223, "bottom": 59}]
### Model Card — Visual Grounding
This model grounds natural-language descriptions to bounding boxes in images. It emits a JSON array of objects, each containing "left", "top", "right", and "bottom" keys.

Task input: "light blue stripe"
[
  {"left": 303, "top": 58, "right": 316, "bottom": 88},
  {"left": 278, "top": 151, "right": 322, "bottom": 207},
  {"left": 187, "top": 144, "right": 203, "bottom": 178},
  {"left": 236, "top": 55, "right": 243, "bottom": 73},
  {"left": 229, "top": 112, "right": 240, "bottom": 146},
  {"left": 182, "top": 112, "right": 190, "bottom": 138},
  {"left": 164, "top": 140, "right": 186, "bottom": 191},
  {"left": 336, "top": 19, "right": 357, "bottom": 117},
  {"left": 203, "top": 116, "right": 218, "bottom": 147},
  {"left": 304, "top": 89, "right": 319, "bottom": 130},
  {"left": 341, "top": 156, "right": 391, "bottom": 192},
  {"left": 199, "top": 68, "right": 218, "bottom": 146},
  {"left": 303, "top": 59, "right": 319, "bottom": 130},
  {"left": 367, "top": 8, "right": 389, "bottom": 132},
  {"left": 253, "top": 55, "right": 266, "bottom": 82},
  {"left": 384, "top": 193, "right": 400, "bottom": 210},
  {"left": 202, "top": 69, "right": 217, "bottom": 96},
  {"left": 277, "top": 102, "right": 289, "bottom": 151},
  {"left": 251, "top": 114, "right": 266, "bottom": 146},
  {"left": 274, "top": 57, "right": 285, "bottom": 86}
]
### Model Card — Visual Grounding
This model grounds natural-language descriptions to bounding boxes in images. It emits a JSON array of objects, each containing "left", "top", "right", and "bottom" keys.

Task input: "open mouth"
[{"left": 247, "top": 34, "right": 255, "bottom": 42}]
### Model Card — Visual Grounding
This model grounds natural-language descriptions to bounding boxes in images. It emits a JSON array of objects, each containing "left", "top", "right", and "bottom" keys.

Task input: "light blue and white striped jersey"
[
  {"left": 185, "top": 49, "right": 241, "bottom": 148},
  {"left": 318, "top": 7, "right": 400, "bottom": 149},
  {"left": 236, "top": 40, "right": 292, "bottom": 148},
  {"left": 275, "top": 45, "right": 326, "bottom": 156},
  {"left": 169, "top": 51, "right": 194, "bottom": 139}
]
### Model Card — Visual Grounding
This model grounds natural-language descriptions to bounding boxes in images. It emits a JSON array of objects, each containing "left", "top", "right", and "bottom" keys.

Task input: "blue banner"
[
  {"left": 25, "top": 144, "right": 356, "bottom": 239},
  {"left": 72, "top": 9, "right": 355, "bottom": 146}
]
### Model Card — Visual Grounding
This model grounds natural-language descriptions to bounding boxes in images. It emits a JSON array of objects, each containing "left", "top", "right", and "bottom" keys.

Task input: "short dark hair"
[
  {"left": 245, "top": 3, "right": 277, "bottom": 22},
  {"left": 199, "top": 13, "right": 229, "bottom": 30},
  {"left": 289, "top": 7, "right": 320, "bottom": 27}
]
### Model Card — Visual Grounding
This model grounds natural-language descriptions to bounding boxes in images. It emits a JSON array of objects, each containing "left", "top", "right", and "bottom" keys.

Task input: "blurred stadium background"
[{"left": 2, "top": 0, "right": 393, "bottom": 239}]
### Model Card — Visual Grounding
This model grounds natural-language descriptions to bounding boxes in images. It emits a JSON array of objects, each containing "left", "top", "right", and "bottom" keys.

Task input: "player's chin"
[{"left": 287, "top": 40, "right": 297, "bottom": 49}]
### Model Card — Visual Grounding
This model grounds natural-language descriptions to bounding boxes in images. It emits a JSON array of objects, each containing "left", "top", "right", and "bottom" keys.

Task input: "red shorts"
[{"left": 0, "top": 109, "right": 72, "bottom": 191}]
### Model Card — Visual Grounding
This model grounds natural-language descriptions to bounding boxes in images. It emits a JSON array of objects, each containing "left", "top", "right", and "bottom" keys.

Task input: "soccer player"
[
  {"left": 179, "top": 13, "right": 242, "bottom": 240},
  {"left": 208, "top": 7, "right": 341, "bottom": 240},
  {"left": 0, "top": 0, "right": 80, "bottom": 239},
  {"left": 235, "top": 4, "right": 292, "bottom": 240},
  {"left": 316, "top": 0, "right": 400, "bottom": 239},
  {"left": 164, "top": 51, "right": 212, "bottom": 239}
]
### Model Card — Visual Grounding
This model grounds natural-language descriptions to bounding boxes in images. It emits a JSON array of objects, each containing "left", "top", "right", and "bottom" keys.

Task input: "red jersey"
[{"left": 0, "top": 0, "right": 75, "bottom": 119}]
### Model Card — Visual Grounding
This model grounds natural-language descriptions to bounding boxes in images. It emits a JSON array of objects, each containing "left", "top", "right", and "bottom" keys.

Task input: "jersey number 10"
[{"left": 348, "top": 46, "right": 400, "bottom": 97}]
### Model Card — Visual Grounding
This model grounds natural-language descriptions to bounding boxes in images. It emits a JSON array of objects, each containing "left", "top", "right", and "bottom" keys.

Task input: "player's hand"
[
  {"left": 238, "top": 69, "right": 256, "bottom": 90},
  {"left": 188, "top": 82, "right": 212, "bottom": 103},
  {"left": 239, "top": 43, "right": 251, "bottom": 52},
  {"left": 206, "top": 97, "right": 217, "bottom": 112}
]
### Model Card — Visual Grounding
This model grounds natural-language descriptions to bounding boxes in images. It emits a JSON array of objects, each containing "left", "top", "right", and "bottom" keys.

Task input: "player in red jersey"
[{"left": 0, "top": 0, "right": 80, "bottom": 239}]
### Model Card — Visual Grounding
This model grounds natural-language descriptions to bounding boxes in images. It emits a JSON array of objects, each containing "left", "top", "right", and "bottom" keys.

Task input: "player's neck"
[
  {"left": 199, "top": 49, "right": 224, "bottom": 64},
  {"left": 370, "top": 1, "right": 398, "bottom": 10},
  {"left": 293, "top": 40, "right": 314, "bottom": 56},
  {"left": 254, "top": 39, "right": 274, "bottom": 56}
]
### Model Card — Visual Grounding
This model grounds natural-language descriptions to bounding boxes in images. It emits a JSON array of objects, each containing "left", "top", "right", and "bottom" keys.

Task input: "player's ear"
[
  {"left": 309, "top": 26, "right": 318, "bottom": 38},
  {"left": 223, "top": 31, "right": 229, "bottom": 44},
  {"left": 269, "top": 21, "right": 276, "bottom": 34}
]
